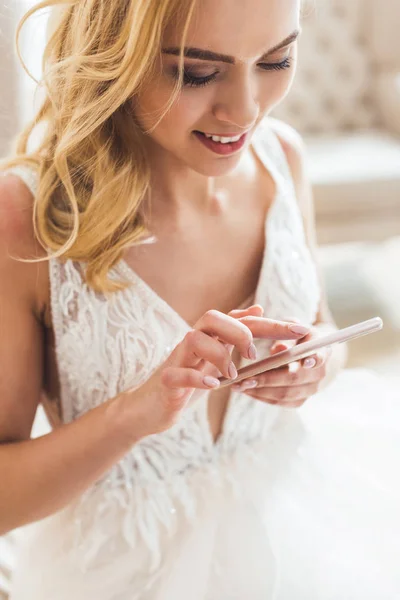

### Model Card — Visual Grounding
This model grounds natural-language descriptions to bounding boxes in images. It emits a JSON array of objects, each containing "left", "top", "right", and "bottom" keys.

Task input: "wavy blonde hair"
[{"left": 0, "top": 0, "right": 197, "bottom": 293}]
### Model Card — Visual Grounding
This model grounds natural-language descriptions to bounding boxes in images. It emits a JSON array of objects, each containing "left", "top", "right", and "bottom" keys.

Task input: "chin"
[
  {"left": 189, "top": 155, "right": 243, "bottom": 177},
  {"left": 179, "top": 140, "right": 247, "bottom": 176}
]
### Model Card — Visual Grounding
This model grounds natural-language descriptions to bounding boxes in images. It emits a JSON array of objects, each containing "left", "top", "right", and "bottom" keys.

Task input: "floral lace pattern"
[{"left": 4, "top": 118, "right": 321, "bottom": 574}]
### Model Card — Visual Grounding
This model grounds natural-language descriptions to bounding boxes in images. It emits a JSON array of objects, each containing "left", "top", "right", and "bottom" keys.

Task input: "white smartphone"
[{"left": 217, "top": 316, "right": 383, "bottom": 389}]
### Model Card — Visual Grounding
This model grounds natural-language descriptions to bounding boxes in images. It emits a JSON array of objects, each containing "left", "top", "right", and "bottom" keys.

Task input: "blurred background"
[
  {"left": 0, "top": 0, "right": 400, "bottom": 596},
  {"left": 273, "top": 0, "right": 400, "bottom": 377}
]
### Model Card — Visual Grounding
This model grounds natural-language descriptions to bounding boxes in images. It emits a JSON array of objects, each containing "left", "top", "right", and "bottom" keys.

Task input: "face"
[{"left": 134, "top": 0, "right": 301, "bottom": 177}]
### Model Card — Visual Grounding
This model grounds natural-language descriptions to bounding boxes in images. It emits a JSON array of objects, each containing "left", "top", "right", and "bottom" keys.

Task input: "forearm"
[
  {"left": 0, "top": 392, "right": 140, "bottom": 535},
  {"left": 313, "top": 321, "right": 348, "bottom": 390}
]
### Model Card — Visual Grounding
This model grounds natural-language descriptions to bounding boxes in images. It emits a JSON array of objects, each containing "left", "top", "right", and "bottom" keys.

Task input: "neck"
[{"left": 142, "top": 139, "right": 231, "bottom": 229}]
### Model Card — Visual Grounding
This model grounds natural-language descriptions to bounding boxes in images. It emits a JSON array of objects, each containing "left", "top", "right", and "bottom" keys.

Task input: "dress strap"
[
  {"left": 251, "top": 117, "right": 297, "bottom": 195},
  {"left": 2, "top": 164, "right": 38, "bottom": 197}
]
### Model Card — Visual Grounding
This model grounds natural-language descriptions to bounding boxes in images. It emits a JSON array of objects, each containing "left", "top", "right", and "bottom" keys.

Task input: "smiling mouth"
[
  {"left": 193, "top": 130, "right": 248, "bottom": 155},
  {"left": 194, "top": 131, "right": 246, "bottom": 144}
]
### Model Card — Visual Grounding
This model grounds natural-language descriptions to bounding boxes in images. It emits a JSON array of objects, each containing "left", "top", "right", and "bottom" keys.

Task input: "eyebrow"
[{"left": 162, "top": 29, "right": 300, "bottom": 64}]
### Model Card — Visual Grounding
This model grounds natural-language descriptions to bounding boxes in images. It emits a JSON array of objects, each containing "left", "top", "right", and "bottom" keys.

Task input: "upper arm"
[
  {"left": 269, "top": 118, "right": 335, "bottom": 326},
  {"left": 0, "top": 175, "right": 46, "bottom": 442}
]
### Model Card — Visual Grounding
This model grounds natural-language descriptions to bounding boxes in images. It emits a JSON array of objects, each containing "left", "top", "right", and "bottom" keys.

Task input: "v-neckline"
[
  {"left": 114, "top": 124, "right": 285, "bottom": 449},
  {"left": 115, "top": 124, "right": 284, "bottom": 334}
]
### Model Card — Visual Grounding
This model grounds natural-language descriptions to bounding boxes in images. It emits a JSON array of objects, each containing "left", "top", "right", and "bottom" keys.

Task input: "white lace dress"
[{"left": 5, "top": 120, "right": 400, "bottom": 600}]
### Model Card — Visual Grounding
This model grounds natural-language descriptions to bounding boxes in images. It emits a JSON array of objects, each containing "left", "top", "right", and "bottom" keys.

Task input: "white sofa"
[{"left": 273, "top": 0, "right": 400, "bottom": 244}]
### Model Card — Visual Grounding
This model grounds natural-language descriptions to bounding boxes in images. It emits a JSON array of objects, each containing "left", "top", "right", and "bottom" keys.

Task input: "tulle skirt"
[{"left": 10, "top": 368, "right": 400, "bottom": 600}]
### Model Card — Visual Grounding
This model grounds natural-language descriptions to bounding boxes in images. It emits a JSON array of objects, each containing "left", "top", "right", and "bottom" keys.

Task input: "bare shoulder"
[
  {"left": 0, "top": 173, "right": 49, "bottom": 442},
  {"left": 0, "top": 172, "right": 49, "bottom": 322},
  {"left": 0, "top": 173, "right": 35, "bottom": 241}
]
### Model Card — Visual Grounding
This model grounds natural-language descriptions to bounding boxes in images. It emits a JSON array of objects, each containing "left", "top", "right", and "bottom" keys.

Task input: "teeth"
[{"left": 203, "top": 133, "right": 242, "bottom": 144}]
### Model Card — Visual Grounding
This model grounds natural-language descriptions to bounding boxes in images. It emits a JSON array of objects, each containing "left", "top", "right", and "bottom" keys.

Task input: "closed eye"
[
  {"left": 178, "top": 56, "right": 293, "bottom": 88},
  {"left": 258, "top": 56, "right": 293, "bottom": 71}
]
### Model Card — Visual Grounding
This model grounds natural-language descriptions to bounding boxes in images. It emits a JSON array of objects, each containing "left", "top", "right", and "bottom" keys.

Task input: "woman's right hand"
[{"left": 123, "top": 305, "right": 310, "bottom": 439}]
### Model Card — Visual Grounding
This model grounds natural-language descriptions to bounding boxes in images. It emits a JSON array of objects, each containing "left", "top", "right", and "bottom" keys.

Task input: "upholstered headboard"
[{"left": 273, "top": 0, "right": 400, "bottom": 135}]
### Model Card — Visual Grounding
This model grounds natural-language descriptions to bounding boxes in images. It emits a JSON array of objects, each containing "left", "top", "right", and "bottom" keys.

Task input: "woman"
[{"left": 1, "top": 0, "right": 400, "bottom": 598}]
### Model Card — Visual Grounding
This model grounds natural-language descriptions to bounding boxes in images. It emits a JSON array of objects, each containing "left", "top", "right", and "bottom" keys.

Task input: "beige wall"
[{"left": 0, "top": 4, "right": 20, "bottom": 158}]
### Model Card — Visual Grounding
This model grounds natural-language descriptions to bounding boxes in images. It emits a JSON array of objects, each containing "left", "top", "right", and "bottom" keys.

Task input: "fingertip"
[
  {"left": 203, "top": 375, "right": 221, "bottom": 389},
  {"left": 246, "top": 304, "right": 264, "bottom": 316},
  {"left": 288, "top": 324, "right": 311, "bottom": 336},
  {"left": 303, "top": 356, "right": 317, "bottom": 369},
  {"left": 276, "top": 343, "right": 289, "bottom": 352},
  {"left": 270, "top": 344, "right": 287, "bottom": 355}
]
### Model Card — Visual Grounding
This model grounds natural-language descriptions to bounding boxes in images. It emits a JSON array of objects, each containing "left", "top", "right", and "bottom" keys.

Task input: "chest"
[
  {"left": 124, "top": 156, "right": 274, "bottom": 326},
  {"left": 124, "top": 208, "right": 268, "bottom": 328}
]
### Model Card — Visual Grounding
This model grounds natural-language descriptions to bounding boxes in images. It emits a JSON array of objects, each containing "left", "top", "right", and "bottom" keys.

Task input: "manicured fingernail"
[
  {"left": 232, "top": 379, "right": 258, "bottom": 391},
  {"left": 228, "top": 362, "right": 238, "bottom": 379},
  {"left": 203, "top": 376, "right": 221, "bottom": 388},
  {"left": 304, "top": 357, "right": 316, "bottom": 369},
  {"left": 289, "top": 324, "right": 310, "bottom": 335},
  {"left": 248, "top": 343, "right": 257, "bottom": 360},
  {"left": 242, "top": 379, "right": 258, "bottom": 389}
]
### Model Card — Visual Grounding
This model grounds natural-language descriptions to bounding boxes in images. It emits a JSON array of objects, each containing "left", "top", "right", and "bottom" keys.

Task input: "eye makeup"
[{"left": 169, "top": 55, "right": 293, "bottom": 88}]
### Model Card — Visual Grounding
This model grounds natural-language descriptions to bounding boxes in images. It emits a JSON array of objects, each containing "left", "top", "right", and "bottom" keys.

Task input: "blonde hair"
[{"left": 0, "top": 0, "right": 197, "bottom": 293}]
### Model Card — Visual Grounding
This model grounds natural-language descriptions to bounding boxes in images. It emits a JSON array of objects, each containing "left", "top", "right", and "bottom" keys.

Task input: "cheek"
[
  {"left": 135, "top": 82, "right": 210, "bottom": 137},
  {"left": 133, "top": 84, "right": 168, "bottom": 131},
  {"left": 260, "top": 66, "right": 297, "bottom": 111},
  {"left": 160, "top": 90, "right": 212, "bottom": 137}
]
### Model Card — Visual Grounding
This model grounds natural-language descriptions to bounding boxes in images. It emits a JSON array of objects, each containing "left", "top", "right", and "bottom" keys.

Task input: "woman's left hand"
[{"left": 231, "top": 318, "right": 333, "bottom": 408}]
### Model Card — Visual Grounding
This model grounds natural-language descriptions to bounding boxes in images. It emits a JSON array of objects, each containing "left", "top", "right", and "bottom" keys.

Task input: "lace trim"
[
  {"left": 62, "top": 413, "right": 305, "bottom": 580},
  {"left": 1, "top": 164, "right": 39, "bottom": 197}
]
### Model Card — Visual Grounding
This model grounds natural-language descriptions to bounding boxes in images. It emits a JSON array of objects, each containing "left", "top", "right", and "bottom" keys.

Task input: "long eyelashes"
[
  {"left": 175, "top": 57, "right": 293, "bottom": 88},
  {"left": 258, "top": 57, "right": 292, "bottom": 73}
]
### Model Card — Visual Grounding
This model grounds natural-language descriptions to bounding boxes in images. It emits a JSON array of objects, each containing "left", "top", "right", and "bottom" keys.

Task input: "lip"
[
  {"left": 193, "top": 130, "right": 248, "bottom": 156},
  {"left": 198, "top": 131, "right": 249, "bottom": 137}
]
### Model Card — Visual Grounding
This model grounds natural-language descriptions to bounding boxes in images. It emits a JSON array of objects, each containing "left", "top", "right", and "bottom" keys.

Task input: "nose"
[{"left": 212, "top": 69, "right": 259, "bottom": 130}]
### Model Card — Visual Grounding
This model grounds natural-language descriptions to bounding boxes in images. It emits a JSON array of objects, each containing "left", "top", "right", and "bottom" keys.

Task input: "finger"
[
  {"left": 302, "top": 348, "right": 331, "bottom": 369},
  {"left": 302, "top": 354, "right": 318, "bottom": 369},
  {"left": 232, "top": 359, "right": 296, "bottom": 391},
  {"left": 213, "top": 304, "right": 264, "bottom": 354},
  {"left": 269, "top": 342, "right": 290, "bottom": 355},
  {"left": 215, "top": 305, "right": 264, "bottom": 359},
  {"left": 247, "top": 361, "right": 325, "bottom": 388},
  {"left": 236, "top": 316, "right": 311, "bottom": 341},
  {"left": 244, "top": 383, "right": 319, "bottom": 402},
  {"left": 210, "top": 334, "right": 234, "bottom": 357},
  {"left": 194, "top": 310, "right": 256, "bottom": 361},
  {"left": 161, "top": 366, "right": 221, "bottom": 391},
  {"left": 232, "top": 378, "right": 259, "bottom": 391},
  {"left": 228, "top": 304, "right": 264, "bottom": 318},
  {"left": 182, "top": 329, "right": 237, "bottom": 379}
]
